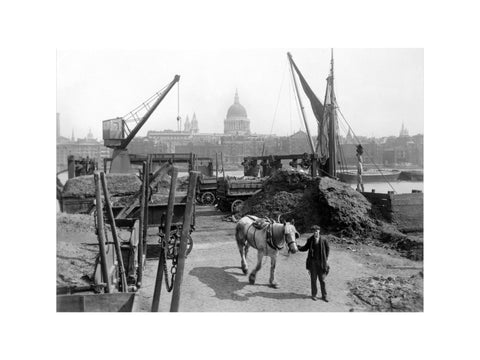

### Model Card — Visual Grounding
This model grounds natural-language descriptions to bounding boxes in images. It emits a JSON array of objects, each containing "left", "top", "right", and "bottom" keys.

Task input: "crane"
[{"left": 103, "top": 74, "right": 180, "bottom": 173}]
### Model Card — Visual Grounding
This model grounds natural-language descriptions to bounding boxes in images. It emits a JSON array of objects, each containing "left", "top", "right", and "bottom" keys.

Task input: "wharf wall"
[{"left": 362, "top": 191, "right": 423, "bottom": 232}]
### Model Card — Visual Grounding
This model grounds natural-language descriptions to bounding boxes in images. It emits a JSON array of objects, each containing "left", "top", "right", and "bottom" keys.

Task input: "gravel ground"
[{"left": 57, "top": 206, "right": 423, "bottom": 312}]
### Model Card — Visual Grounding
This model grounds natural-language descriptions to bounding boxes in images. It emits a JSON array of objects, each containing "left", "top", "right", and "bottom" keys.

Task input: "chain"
[
  {"left": 160, "top": 230, "right": 179, "bottom": 292},
  {"left": 159, "top": 227, "right": 193, "bottom": 292}
]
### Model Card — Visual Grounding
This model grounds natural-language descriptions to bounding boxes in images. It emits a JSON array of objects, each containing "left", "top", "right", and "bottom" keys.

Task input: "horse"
[{"left": 235, "top": 215, "right": 299, "bottom": 288}]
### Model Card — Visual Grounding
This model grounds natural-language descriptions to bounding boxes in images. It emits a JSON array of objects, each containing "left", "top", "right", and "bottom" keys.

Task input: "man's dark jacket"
[{"left": 298, "top": 235, "right": 330, "bottom": 273}]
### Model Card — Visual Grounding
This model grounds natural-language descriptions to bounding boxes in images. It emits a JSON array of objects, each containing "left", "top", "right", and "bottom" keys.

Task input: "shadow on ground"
[{"left": 189, "top": 266, "right": 309, "bottom": 302}]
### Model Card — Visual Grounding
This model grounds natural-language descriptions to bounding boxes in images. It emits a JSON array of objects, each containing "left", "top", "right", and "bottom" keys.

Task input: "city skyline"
[{"left": 56, "top": 49, "right": 423, "bottom": 141}]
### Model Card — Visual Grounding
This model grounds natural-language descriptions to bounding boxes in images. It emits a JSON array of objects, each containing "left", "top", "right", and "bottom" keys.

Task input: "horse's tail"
[{"left": 235, "top": 221, "right": 246, "bottom": 248}]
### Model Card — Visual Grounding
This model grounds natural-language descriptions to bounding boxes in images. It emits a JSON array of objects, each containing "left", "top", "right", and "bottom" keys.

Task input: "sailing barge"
[{"left": 286, "top": 50, "right": 423, "bottom": 232}]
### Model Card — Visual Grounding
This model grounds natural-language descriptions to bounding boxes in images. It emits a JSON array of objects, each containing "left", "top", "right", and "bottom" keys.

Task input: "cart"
[
  {"left": 216, "top": 176, "right": 264, "bottom": 213},
  {"left": 57, "top": 168, "right": 197, "bottom": 312},
  {"left": 196, "top": 176, "right": 218, "bottom": 205}
]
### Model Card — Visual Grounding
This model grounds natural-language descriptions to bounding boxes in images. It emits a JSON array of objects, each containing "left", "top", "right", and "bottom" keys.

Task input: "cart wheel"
[
  {"left": 231, "top": 199, "right": 244, "bottom": 214},
  {"left": 201, "top": 191, "right": 216, "bottom": 205}
]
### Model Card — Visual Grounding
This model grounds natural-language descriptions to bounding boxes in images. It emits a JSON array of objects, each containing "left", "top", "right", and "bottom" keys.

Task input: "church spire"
[
  {"left": 184, "top": 114, "right": 191, "bottom": 132},
  {"left": 234, "top": 88, "right": 239, "bottom": 104},
  {"left": 192, "top": 112, "right": 199, "bottom": 133}
]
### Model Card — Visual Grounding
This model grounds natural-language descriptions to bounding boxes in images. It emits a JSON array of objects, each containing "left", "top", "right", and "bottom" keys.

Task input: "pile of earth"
[
  {"left": 57, "top": 241, "right": 97, "bottom": 287},
  {"left": 239, "top": 170, "right": 423, "bottom": 260},
  {"left": 56, "top": 213, "right": 95, "bottom": 233},
  {"left": 152, "top": 174, "right": 190, "bottom": 194},
  {"left": 57, "top": 213, "right": 97, "bottom": 288},
  {"left": 348, "top": 273, "right": 423, "bottom": 312},
  {"left": 62, "top": 173, "right": 141, "bottom": 198},
  {"left": 374, "top": 225, "right": 423, "bottom": 261},
  {"left": 111, "top": 174, "right": 191, "bottom": 207},
  {"left": 240, "top": 170, "right": 376, "bottom": 235}
]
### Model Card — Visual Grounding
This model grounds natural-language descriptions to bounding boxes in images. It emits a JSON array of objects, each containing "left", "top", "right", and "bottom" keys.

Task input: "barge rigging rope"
[{"left": 336, "top": 104, "right": 396, "bottom": 192}]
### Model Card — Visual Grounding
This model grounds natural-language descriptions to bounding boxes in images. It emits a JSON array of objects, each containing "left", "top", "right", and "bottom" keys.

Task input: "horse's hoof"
[
  {"left": 270, "top": 283, "right": 279, "bottom": 289},
  {"left": 242, "top": 268, "right": 248, "bottom": 275},
  {"left": 248, "top": 275, "right": 255, "bottom": 285}
]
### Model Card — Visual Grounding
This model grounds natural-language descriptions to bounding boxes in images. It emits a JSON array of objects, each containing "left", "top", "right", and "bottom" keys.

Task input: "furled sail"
[{"left": 289, "top": 56, "right": 329, "bottom": 158}]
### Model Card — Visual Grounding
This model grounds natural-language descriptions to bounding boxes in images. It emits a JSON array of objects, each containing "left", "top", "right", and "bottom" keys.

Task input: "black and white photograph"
[
  {"left": 56, "top": 48, "right": 424, "bottom": 312},
  {"left": 4, "top": 1, "right": 479, "bottom": 359}
]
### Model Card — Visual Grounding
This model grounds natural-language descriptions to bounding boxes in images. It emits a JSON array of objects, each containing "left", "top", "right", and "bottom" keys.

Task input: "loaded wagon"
[{"left": 216, "top": 176, "right": 264, "bottom": 213}]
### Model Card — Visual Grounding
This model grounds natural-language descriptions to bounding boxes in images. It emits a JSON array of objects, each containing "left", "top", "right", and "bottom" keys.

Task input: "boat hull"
[{"left": 337, "top": 170, "right": 400, "bottom": 183}]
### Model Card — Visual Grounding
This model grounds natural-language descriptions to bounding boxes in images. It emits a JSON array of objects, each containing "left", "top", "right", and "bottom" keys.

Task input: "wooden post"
[
  {"left": 68, "top": 155, "right": 75, "bottom": 179},
  {"left": 311, "top": 154, "right": 318, "bottom": 177},
  {"left": 221, "top": 152, "right": 226, "bottom": 180},
  {"left": 170, "top": 171, "right": 199, "bottom": 312},
  {"left": 93, "top": 172, "right": 111, "bottom": 293},
  {"left": 137, "top": 161, "right": 148, "bottom": 288},
  {"left": 151, "top": 167, "right": 178, "bottom": 312},
  {"left": 100, "top": 172, "right": 128, "bottom": 292},
  {"left": 215, "top": 152, "right": 219, "bottom": 182}
]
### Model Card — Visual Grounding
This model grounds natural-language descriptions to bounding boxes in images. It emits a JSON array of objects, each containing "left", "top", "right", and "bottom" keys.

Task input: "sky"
[{"left": 56, "top": 48, "right": 423, "bottom": 140}]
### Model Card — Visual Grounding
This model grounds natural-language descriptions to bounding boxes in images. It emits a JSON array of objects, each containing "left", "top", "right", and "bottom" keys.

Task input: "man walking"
[{"left": 298, "top": 225, "right": 330, "bottom": 302}]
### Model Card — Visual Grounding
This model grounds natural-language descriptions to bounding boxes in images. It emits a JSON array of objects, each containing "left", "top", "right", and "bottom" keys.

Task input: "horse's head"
[{"left": 282, "top": 219, "right": 299, "bottom": 254}]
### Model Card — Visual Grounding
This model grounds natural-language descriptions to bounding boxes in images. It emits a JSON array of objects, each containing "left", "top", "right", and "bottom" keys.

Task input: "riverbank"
[{"left": 57, "top": 206, "right": 423, "bottom": 312}]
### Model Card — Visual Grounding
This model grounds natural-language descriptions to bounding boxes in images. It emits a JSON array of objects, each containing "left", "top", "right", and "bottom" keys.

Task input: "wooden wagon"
[{"left": 216, "top": 176, "right": 264, "bottom": 213}]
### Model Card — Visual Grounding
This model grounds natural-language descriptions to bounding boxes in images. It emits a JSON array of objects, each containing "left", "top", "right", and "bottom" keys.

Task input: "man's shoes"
[
  {"left": 311, "top": 296, "right": 317, "bottom": 301},
  {"left": 321, "top": 297, "right": 329, "bottom": 303}
]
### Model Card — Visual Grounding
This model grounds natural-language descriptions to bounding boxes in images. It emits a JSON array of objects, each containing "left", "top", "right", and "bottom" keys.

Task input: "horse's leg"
[
  {"left": 235, "top": 225, "right": 248, "bottom": 275},
  {"left": 249, "top": 250, "right": 263, "bottom": 285},
  {"left": 242, "top": 244, "right": 250, "bottom": 275},
  {"left": 269, "top": 254, "right": 279, "bottom": 289}
]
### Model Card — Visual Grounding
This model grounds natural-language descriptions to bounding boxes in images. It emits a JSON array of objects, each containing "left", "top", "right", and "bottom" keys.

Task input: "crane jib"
[{"left": 102, "top": 75, "right": 180, "bottom": 150}]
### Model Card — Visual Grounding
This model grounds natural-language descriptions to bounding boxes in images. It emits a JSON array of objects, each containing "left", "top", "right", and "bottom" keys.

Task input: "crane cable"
[
  {"left": 262, "top": 62, "right": 288, "bottom": 156},
  {"left": 177, "top": 81, "right": 181, "bottom": 132},
  {"left": 336, "top": 103, "right": 396, "bottom": 192}
]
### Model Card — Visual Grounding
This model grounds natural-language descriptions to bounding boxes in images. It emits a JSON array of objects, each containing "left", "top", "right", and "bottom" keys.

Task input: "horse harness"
[{"left": 246, "top": 216, "right": 284, "bottom": 251}]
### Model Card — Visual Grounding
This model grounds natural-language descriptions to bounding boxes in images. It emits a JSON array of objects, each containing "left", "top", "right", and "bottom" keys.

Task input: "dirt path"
[
  {"left": 57, "top": 207, "right": 423, "bottom": 311},
  {"left": 134, "top": 206, "right": 423, "bottom": 312}
]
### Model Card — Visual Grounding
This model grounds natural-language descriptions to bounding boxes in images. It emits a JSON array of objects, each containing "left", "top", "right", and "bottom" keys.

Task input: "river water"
[{"left": 58, "top": 170, "right": 423, "bottom": 195}]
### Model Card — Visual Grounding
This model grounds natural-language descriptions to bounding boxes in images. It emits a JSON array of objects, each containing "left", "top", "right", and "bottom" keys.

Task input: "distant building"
[
  {"left": 57, "top": 135, "right": 111, "bottom": 172},
  {"left": 224, "top": 90, "right": 250, "bottom": 136},
  {"left": 56, "top": 114, "right": 112, "bottom": 172},
  {"left": 399, "top": 122, "right": 409, "bottom": 137},
  {"left": 191, "top": 113, "right": 199, "bottom": 134},
  {"left": 183, "top": 115, "right": 191, "bottom": 132}
]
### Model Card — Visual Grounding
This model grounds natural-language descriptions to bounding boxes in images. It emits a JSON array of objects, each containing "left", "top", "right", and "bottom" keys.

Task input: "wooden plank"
[
  {"left": 170, "top": 171, "right": 199, "bottom": 312},
  {"left": 152, "top": 167, "right": 178, "bottom": 312},
  {"left": 57, "top": 293, "right": 137, "bottom": 312},
  {"left": 94, "top": 172, "right": 111, "bottom": 293},
  {"left": 100, "top": 172, "right": 128, "bottom": 292},
  {"left": 116, "top": 162, "right": 171, "bottom": 219}
]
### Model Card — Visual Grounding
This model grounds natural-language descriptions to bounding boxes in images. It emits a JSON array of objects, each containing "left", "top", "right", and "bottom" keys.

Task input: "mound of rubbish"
[
  {"left": 56, "top": 213, "right": 95, "bottom": 233},
  {"left": 241, "top": 170, "right": 376, "bottom": 235},
  {"left": 62, "top": 173, "right": 141, "bottom": 198},
  {"left": 57, "top": 241, "right": 97, "bottom": 287},
  {"left": 348, "top": 273, "right": 423, "bottom": 312},
  {"left": 152, "top": 174, "right": 190, "bottom": 194}
]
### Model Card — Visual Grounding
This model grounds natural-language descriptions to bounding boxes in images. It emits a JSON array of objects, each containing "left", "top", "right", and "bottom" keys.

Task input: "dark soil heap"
[
  {"left": 239, "top": 169, "right": 422, "bottom": 260},
  {"left": 241, "top": 170, "right": 376, "bottom": 235}
]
